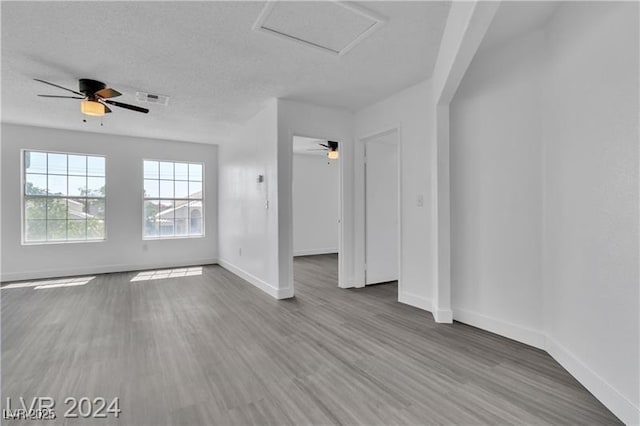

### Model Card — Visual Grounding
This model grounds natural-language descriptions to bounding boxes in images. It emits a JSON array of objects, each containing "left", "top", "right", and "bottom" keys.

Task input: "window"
[
  {"left": 143, "top": 160, "right": 203, "bottom": 238},
  {"left": 23, "top": 150, "right": 106, "bottom": 243}
]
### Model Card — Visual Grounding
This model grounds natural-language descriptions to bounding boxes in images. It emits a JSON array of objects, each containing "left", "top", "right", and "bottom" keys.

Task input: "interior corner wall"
[
  {"left": 449, "top": 29, "right": 546, "bottom": 348},
  {"left": 542, "top": 2, "right": 639, "bottom": 423},
  {"left": 354, "top": 79, "right": 436, "bottom": 310},
  {"left": 292, "top": 153, "right": 339, "bottom": 256},
  {"left": 277, "top": 99, "right": 354, "bottom": 290},
  {"left": 217, "top": 100, "right": 282, "bottom": 298},
  {"left": 450, "top": 2, "right": 639, "bottom": 423},
  {"left": 0, "top": 123, "right": 218, "bottom": 281}
]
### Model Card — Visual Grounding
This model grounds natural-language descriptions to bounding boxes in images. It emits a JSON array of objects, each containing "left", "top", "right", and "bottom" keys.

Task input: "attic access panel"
[{"left": 253, "top": 1, "right": 386, "bottom": 56}]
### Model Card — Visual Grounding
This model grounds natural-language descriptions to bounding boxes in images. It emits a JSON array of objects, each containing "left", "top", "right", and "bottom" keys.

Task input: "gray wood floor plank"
[{"left": 1, "top": 254, "right": 622, "bottom": 425}]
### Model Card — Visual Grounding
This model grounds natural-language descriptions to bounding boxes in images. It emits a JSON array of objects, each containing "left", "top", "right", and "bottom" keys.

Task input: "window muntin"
[
  {"left": 23, "top": 151, "right": 106, "bottom": 243},
  {"left": 143, "top": 160, "right": 203, "bottom": 238}
]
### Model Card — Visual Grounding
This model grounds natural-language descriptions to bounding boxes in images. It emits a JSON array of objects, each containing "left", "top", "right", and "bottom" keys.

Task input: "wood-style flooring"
[{"left": 1, "top": 254, "right": 621, "bottom": 425}]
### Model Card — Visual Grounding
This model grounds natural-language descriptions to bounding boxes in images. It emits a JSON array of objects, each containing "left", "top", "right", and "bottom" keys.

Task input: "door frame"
[
  {"left": 357, "top": 126, "right": 403, "bottom": 296},
  {"left": 290, "top": 132, "right": 345, "bottom": 288}
]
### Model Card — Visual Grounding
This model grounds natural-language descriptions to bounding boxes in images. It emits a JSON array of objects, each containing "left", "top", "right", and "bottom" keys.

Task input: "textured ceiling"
[{"left": 1, "top": 1, "right": 451, "bottom": 145}]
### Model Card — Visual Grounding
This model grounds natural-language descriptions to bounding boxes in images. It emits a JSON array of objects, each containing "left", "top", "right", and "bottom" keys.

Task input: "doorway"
[
  {"left": 363, "top": 129, "right": 400, "bottom": 286},
  {"left": 291, "top": 136, "right": 341, "bottom": 290}
]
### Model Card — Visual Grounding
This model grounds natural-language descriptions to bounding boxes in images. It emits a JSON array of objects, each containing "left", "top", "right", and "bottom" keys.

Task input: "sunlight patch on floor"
[
  {"left": 130, "top": 267, "right": 203, "bottom": 282},
  {"left": 2, "top": 276, "right": 95, "bottom": 290}
]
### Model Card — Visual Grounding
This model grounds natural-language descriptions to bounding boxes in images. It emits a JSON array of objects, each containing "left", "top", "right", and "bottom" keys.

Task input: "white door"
[{"left": 365, "top": 132, "right": 399, "bottom": 285}]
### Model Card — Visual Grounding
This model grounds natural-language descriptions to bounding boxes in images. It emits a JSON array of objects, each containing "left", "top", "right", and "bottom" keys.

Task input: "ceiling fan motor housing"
[{"left": 79, "top": 79, "right": 106, "bottom": 96}]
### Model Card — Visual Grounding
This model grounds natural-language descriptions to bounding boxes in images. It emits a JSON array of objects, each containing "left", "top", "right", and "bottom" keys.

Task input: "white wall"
[
  {"left": 355, "top": 80, "right": 436, "bottom": 311},
  {"left": 543, "top": 3, "right": 639, "bottom": 423},
  {"left": 1, "top": 123, "right": 218, "bottom": 281},
  {"left": 449, "top": 2, "right": 639, "bottom": 423},
  {"left": 292, "top": 153, "right": 339, "bottom": 256},
  {"left": 277, "top": 99, "right": 354, "bottom": 291},
  {"left": 450, "top": 29, "right": 545, "bottom": 348},
  {"left": 217, "top": 100, "right": 285, "bottom": 298}
]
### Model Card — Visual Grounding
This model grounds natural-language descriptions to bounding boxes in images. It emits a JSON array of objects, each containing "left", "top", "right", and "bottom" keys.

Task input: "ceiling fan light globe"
[
  {"left": 327, "top": 150, "right": 339, "bottom": 160},
  {"left": 81, "top": 100, "right": 105, "bottom": 117}
]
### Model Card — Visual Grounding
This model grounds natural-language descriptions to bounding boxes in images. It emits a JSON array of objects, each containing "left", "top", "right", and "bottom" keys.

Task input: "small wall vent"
[{"left": 136, "top": 92, "right": 169, "bottom": 106}]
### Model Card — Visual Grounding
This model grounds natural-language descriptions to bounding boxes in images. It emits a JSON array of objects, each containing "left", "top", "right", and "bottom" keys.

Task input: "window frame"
[
  {"left": 141, "top": 159, "right": 205, "bottom": 240},
  {"left": 20, "top": 149, "right": 107, "bottom": 245}
]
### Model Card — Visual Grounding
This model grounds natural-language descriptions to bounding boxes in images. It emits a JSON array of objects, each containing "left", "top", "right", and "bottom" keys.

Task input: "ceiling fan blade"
[
  {"left": 104, "top": 104, "right": 112, "bottom": 113},
  {"left": 307, "top": 149, "right": 327, "bottom": 151},
  {"left": 34, "top": 78, "right": 84, "bottom": 96},
  {"left": 103, "top": 100, "right": 149, "bottom": 114},
  {"left": 318, "top": 143, "right": 330, "bottom": 148},
  {"left": 95, "top": 88, "right": 122, "bottom": 98},
  {"left": 38, "top": 94, "right": 85, "bottom": 99}
]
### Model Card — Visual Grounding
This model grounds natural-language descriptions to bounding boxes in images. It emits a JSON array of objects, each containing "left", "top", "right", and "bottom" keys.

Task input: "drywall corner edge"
[{"left": 218, "top": 258, "right": 281, "bottom": 299}]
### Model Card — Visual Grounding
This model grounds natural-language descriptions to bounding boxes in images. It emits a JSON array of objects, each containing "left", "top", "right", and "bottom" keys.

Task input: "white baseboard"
[
  {"left": 398, "top": 291, "right": 433, "bottom": 312},
  {"left": 218, "top": 258, "right": 293, "bottom": 300},
  {"left": 293, "top": 248, "right": 338, "bottom": 257},
  {"left": 433, "top": 308, "right": 453, "bottom": 324},
  {"left": 545, "top": 336, "right": 639, "bottom": 425},
  {"left": 453, "top": 307, "right": 545, "bottom": 350},
  {"left": 1, "top": 258, "right": 218, "bottom": 282}
]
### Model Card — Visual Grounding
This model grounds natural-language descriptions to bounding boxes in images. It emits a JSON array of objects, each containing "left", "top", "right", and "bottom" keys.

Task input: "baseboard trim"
[
  {"left": 545, "top": 336, "right": 639, "bottom": 425},
  {"left": 453, "top": 307, "right": 545, "bottom": 350},
  {"left": 433, "top": 308, "right": 453, "bottom": 324},
  {"left": 398, "top": 291, "right": 433, "bottom": 312},
  {"left": 218, "top": 258, "right": 292, "bottom": 300},
  {"left": 293, "top": 248, "right": 338, "bottom": 257},
  {"left": 1, "top": 259, "right": 218, "bottom": 283}
]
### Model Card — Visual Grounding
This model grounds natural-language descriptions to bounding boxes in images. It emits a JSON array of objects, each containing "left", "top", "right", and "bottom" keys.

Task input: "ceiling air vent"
[
  {"left": 136, "top": 92, "right": 169, "bottom": 106},
  {"left": 253, "top": 1, "right": 386, "bottom": 56}
]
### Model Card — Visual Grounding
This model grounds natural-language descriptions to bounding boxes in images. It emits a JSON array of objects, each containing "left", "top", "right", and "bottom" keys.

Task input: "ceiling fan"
[
  {"left": 307, "top": 141, "right": 339, "bottom": 159},
  {"left": 35, "top": 78, "right": 149, "bottom": 116}
]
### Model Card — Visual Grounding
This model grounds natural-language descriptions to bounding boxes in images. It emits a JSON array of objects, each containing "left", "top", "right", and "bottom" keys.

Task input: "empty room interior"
[{"left": 1, "top": 1, "right": 639, "bottom": 425}]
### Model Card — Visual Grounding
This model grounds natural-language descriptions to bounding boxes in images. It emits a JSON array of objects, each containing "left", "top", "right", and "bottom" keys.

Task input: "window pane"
[
  {"left": 68, "top": 175, "right": 87, "bottom": 196},
  {"left": 87, "top": 199, "right": 105, "bottom": 220},
  {"left": 47, "top": 199, "right": 67, "bottom": 220},
  {"left": 142, "top": 161, "right": 203, "bottom": 239},
  {"left": 25, "top": 151, "right": 47, "bottom": 174},
  {"left": 25, "top": 198, "right": 46, "bottom": 220},
  {"left": 87, "top": 156, "right": 105, "bottom": 176},
  {"left": 87, "top": 177, "right": 105, "bottom": 197},
  {"left": 144, "top": 160, "right": 159, "bottom": 179},
  {"left": 160, "top": 162, "right": 174, "bottom": 180},
  {"left": 160, "top": 180, "right": 174, "bottom": 198},
  {"left": 174, "top": 200, "right": 189, "bottom": 236},
  {"left": 175, "top": 180, "right": 188, "bottom": 198},
  {"left": 68, "top": 155, "right": 87, "bottom": 176},
  {"left": 67, "top": 199, "right": 87, "bottom": 219},
  {"left": 189, "top": 181, "right": 202, "bottom": 199},
  {"left": 67, "top": 220, "right": 87, "bottom": 240},
  {"left": 189, "top": 201, "right": 203, "bottom": 235},
  {"left": 47, "top": 220, "right": 66, "bottom": 240},
  {"left": 158, "top": 200, "right": 175, "bottom": 236},
  {"left": 189, "top": 163, "right": 202, "bottom": 181},
  {"left": 47, "top": 153, "right": 67, "bottom": 175},
  {"left": 144, "top": 179, "right": 159, "bottom": 198},
  {"left": 144, "top": 200, "right": 160, "bottom": 237},
  {"left": 25, "top": 220, "right": 46, "bottom": 242},
  {"left": 48, "top": 174, "right": 67, "bottom": 196},
  {"left": 26, "top": 174, "right": 47, "bottom": 195},
  {"left": 87, "top": 218, "right": 105, "bottom": 239},
  {"left": 23, "top": 151, "right": 106, "bottom": 244},
  {"left": 174, "top": 163, "right": 188, "bottom": 181}
]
